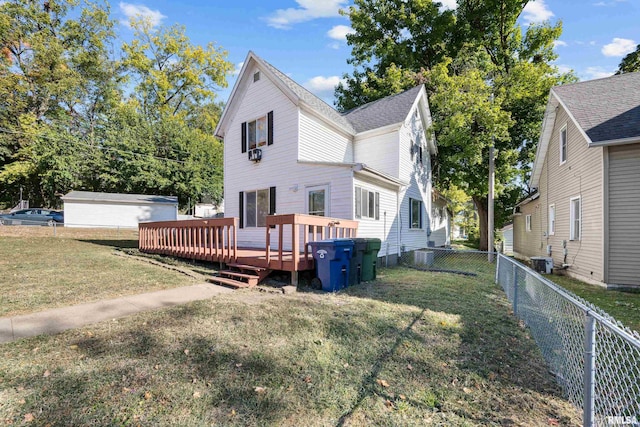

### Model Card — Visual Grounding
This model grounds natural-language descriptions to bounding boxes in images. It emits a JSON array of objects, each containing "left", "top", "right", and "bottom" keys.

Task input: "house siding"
[
  {"left": 515, "top": 106, "right": 604, "bottom": 282},
  {"left": 299, "top": 110, "right": 353, "bottom": 163},
  {"left": 354, "top": 130, "right": 399, "bottom": 177},
  {"left": 398, "top": 109, "right": 432, "bottom": 250},
  {"left": 353, "top": 175, "right": 399, "bottom": 257},
  {"left": 607, "top": 143, "right": 640, "bottom": 286}
]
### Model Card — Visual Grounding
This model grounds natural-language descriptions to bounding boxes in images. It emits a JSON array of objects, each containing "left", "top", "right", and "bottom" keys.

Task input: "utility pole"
[{"left": 488, "top": 144, "right": 495, "bottom": 262}]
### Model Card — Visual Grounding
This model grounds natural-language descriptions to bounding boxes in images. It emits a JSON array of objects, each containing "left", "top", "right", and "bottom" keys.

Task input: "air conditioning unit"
[
  {"left": 531, "top": 256, "right": 553, "bottom": 274},
  {"left": 248, "top": 148, "right": 262, "bottom": 162},
  {"left": 414, "top": 250, "right": 434, "bottom": 267}
]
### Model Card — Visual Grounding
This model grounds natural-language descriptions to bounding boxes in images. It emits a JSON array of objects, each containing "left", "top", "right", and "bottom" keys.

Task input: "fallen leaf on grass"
[
  {"left": 376, "top": 379, "right": 390, "bottom": 388},
  {"left": 462, "top": 387, "right": 473, "bottom": 394},
  {"left": 407, "top": 364, "right": 413, "bottom": 371},
  {"left": 183, "top": 349, "right": 190, "bottom": 356},
  {"left": 399, "top": 394, "right": 406, "bottom": 400},
  {"left": 254, "top": 386, "right": 267, "bottom": 394},
  {"left": 144, "top": 391, "right": 152, "bottom": 400},
  {"left": 384, "top": 399, "right": 394, "bottom": 408},
  {"left": 303, "top": 375, "right": 312, "bottom": 383},
  {"left": 548, "top": 418, "right": 559, "bottom": 426},
  {"left": 69, "top": 345, "right": 78, "bottom": 350},
  {"left": 193, "top": 391, "right": 201, "bottom": 399},
  {"left": 235, "top": 363, "right": 243, "bottom": 368},
  {"left": 228, "top": 409, "right": 236, "bottom": 417},
  {"left": 24, "top": 413, "right": 34, "bottom": 422},
  {"left": 43, "top": 370, "right": 50, "bottom": 378}
]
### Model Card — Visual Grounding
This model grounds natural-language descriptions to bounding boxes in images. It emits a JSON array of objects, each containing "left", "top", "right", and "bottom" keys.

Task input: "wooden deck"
[{"left": 138, "top": 214, "right": 358, "bottom": 278}]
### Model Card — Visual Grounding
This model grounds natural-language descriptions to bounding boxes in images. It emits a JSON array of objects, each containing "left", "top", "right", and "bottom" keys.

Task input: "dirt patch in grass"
[
  {"left": 0, "top": 267, "right": 580, "bottom": 426},
  {"left": 0, "top": 227, "right": 198, "bottom": 317}
]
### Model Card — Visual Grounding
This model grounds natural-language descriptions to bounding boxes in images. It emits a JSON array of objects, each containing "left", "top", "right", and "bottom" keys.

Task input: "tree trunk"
[{"left": 473, "top": 195, "right": 489, "bottom": 251}]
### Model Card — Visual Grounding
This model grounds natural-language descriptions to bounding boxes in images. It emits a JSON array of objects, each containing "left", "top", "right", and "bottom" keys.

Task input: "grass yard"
[
  {"left": 0, "top": 227, "right": 199, "bottom": 317},
  {"left": 0, "top": 265, "right": 580, "bottom": 426},
  {"left": 545, "top": 273, "right": 640, "bottom": 333}
]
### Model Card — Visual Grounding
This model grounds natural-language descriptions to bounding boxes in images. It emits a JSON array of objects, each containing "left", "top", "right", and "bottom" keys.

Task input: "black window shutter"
[
  {"left": 267, "top": 111, "right": 274, "bottom": 146},
  {"left": 241, "top": 122, "right": 247, "bottom": 153},
  {"left": 375, "top": 192, "right": 380, "bottom": 220},
  {"left": 239, "top": 192, "right": 244, "bottom": 229},
  {"left": 269, "top": 186, "right": 276, "bottom": 214}
]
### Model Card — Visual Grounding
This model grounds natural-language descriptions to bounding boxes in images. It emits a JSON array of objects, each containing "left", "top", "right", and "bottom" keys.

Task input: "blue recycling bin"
[{"left": 309, "top": 239, "right": 354, "bottom": 292}]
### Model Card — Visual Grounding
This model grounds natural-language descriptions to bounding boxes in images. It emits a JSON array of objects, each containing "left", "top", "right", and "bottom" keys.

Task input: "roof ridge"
[{"left": 342, "top": 85, "right": 423, "bottom": 115}]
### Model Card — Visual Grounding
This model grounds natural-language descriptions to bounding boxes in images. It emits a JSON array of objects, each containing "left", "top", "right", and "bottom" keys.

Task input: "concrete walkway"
[{"left": 0, "top": 283, "right": 233, "bottom": 344}]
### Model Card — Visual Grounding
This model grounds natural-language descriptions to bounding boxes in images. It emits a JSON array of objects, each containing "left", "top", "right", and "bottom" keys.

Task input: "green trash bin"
[
  {"left": 361, "top": 238, "right": 381, "bottom": 282},
  {"left": 349, "top": 238, "right": 367, "bottom": 286}
]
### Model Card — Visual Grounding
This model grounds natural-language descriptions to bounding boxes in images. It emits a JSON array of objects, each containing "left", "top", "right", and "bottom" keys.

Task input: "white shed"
[
  {"left": 499, "top": 223, "right": 514, "bottom": 255},
  {"left": 62, "top": 191, "right": 178, "bottom": 228}
]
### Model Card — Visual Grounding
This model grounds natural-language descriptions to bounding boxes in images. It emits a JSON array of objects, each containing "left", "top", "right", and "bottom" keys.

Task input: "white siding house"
[
  {"left": 215, "top": 51, "right": 444, "bottom": 263},
  {"left": 62, "top": 191, "right": 178, "bottom": 228}
]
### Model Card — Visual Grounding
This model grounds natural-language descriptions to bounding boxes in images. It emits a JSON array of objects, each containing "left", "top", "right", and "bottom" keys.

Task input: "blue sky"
[{"left": 114, "top": 0, "right": 640, "bottom": 106}]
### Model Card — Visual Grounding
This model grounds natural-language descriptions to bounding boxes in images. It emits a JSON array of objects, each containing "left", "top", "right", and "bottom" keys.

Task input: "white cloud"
[
  {"left": 602, "top": 37, "right": 636, "bottom": 57},
  {"left": 583, "top": 66, "right": 615, "bottom": 80},
  {"left": 439, "top": 0, "right": 457, "bottom": 10},
  {"left": 119, "top": 2, "right": 166, "bottom": 27},
  {"left": 553, "top": 40, "right": 567, "bottom": 48},
  {"left": 265, "top": 0, "right": 348, "bottom": 29},
  {"left": 327, "top": 25, "right": 355, "bottom": 41},
  {"left": 304, "top": 75, "right": 344, "bottom": 98},
  {"left": 232, "top": 62, "right": 244, "bottom": 76},
  {"left": 522, "top": 0, "right": 554, "bottom": 23},
  {"left": 594, "top": 0, "right": 627, "bottom": 6},
  {"left": 555, "top": 64, "right": 573, "bottom": 74}
]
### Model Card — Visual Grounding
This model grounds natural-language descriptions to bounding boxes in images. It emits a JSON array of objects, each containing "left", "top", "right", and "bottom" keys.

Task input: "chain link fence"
[
  {"left": 496, "top": 254, "right": 640, "bottom": 427},
  {"left": 399, "top": 246, "right": 496, "bottom": 279}
]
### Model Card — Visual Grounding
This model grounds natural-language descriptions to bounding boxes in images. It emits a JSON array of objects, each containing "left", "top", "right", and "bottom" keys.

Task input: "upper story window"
[
  {"left": 241, "top": 111, "right": 273, "bottom": 153},
  {"left": 525, "top": 214, "right": 532, "bottom": 232},
  {"left": 253, "top": 71, "right": 260, "bottom": 82},
  {"left": 355, "top": 186, "right": 379, "bottom": 220},
  {"left": 560, "top": 124, "right": 568, "bottom": 164}
]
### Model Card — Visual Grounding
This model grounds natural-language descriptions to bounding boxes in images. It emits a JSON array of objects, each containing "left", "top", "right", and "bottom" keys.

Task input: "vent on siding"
[{"left": 253, "top": 71, "right": 261, "bottom": 82}]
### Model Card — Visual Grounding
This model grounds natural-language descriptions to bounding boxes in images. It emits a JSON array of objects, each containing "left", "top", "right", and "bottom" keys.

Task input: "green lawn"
[
  {"left": 0, "top": 227, "right": 198, "bottom": 317},
  {"left": 545, "top": 273, "right": 640, "bottom": 333},
  {"left": 0, "top": 265, "right": 580, "bottom": 426}
]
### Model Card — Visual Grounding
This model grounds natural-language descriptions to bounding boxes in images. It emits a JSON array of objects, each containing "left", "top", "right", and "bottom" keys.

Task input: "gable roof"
[
  {"left": 553, "top": 72, "right": 640, "bottom": 145},
  {"left": 62, "top": 191, "right": 178, "bottom": 205},
  {"left": 215, "top": 51, "right": 430, "bottom": 140},
  {"left": 343, "top": 85, "right": 425, "bottom": 133},
  {"left": 530, "top": 71, "right": 640, "bottom": 187}
]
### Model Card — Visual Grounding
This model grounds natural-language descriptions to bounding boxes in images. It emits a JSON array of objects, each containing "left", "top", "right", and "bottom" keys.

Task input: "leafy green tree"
[
  {"left": 0, "top": 0, "right": 116, "bottom": 207},
  {"left": 616, "top": 44, "right": 640, "bottom": 74},
  {"left": 337, "top": 0, "right": 575, "bottom": 249}
]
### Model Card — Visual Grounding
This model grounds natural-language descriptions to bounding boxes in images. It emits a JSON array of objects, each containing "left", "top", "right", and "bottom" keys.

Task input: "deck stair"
[{"left": 208, "top": 263, "right": 271, "bottom": 289}]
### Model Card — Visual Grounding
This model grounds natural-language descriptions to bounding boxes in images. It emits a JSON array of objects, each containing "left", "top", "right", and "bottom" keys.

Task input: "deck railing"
[
  {"left": 138, "top": 214, "right": 359, "bottom": 272},
  {"left": 139, "top": 217, "right": 238, "bottom": 263},
  {"left": 265, "top": 214, "right": 359, "bottom": 271}
]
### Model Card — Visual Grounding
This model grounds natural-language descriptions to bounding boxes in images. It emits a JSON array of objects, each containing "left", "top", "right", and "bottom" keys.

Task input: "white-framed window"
[
  {"left": 410, "top": 198, "right": 423, "bottom": 229},
  {"left": 245, "top": 189, "right": 270, "bottom": 227},
  {"left": 549, "top": 204, "right": 555, "bottom": 235},
  {"left": 241, "top": 111, "right": 273, "bottom": 153},
  {"left": 570, "top": 196, "right": 581, "bottom": 241},
  {"left": 355, "top": 186, "right": 379, "bottom": 219},
  {"left": 560, "top": 124, "right": 568, "bottom": 164},
  {"left": 306, "top": 185, "right": 329, "bottom": 216},
  {"left": 247, "top": 115, "right": 267, "bottom": 150},
  {"left": 525, "top": 214, "right": 532, "bottom": 232}
]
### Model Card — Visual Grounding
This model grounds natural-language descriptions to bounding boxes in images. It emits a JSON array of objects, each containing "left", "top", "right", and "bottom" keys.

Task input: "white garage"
[{"left": 62, "top": 191, "right": 178, "bottom": 228}]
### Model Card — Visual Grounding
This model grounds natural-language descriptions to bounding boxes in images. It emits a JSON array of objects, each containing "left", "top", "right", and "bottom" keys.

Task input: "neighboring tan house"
[
  {"left": 214, "top": 51, "right": 447, "bottom": 264},
  {"left": 513, "top": 71, "right": 640, "bottom": 287}
]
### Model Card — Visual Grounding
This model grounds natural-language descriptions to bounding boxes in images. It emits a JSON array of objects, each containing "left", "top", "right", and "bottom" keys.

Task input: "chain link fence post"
[
  {"left": 583, "top": 312, "right": 596, "bottom": 427},
  {"left": 512, "top": 263, "right": 518, "bottom": 317}
]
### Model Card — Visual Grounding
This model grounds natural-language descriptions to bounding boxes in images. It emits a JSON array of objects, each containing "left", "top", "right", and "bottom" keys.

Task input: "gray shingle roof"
[
  {"left": 255, "top": 54, "right": 356, "bottom": 134},
  {"left": 253, "top": 52, "right": 423, "bottom": 135},
  {"left": 553, "top": 72, "right": 640, "bottom": 143},
  {"left": 62, "top": 191, "right": 178, "bottom": 205},
  {"left": 343, "top": 85, "right": 424, "bottom": 133}
]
